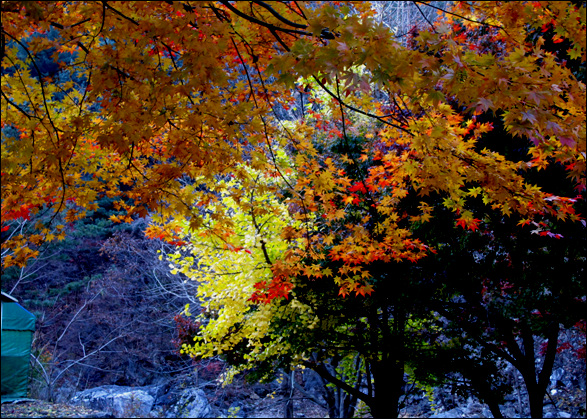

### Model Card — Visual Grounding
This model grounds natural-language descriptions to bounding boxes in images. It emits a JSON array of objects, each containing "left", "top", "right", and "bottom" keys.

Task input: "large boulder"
[
  {"left": 162, "top": 388, "right": 213, "bottom": 418},
  {"left": 72, "top": 384, "right": 215, "bottom": 418},
  {"left": 71, "top": 385, "right": 157, "bottom": 417},
  {"left": 430, "top": 407, "right": 466, "bottom": 418}
]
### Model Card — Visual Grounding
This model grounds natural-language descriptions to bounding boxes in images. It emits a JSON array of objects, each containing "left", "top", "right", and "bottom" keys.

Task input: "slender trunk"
[
  {"left": 370, "top": 305, "right": 406, "bottom": 418},
  {"left": 341, "top": 355, "right": 362, "bottom": 418},
  {"left": 470, "top": 371, "right": 504, "bottom": 419},
  {"left": 321, "top": 362, "right": 337, "bottom": 418},
  {"left": 526, "top": 381, "right": 543, "bottom": 419},
  {"left": 514, "top": 322, "right": 560, "bottom": 419},
  {"left": 509, "top": 328, "right": 543, "bottom": 418},
  {"left": 487, "top": 399, "right": 505, "bottom": 419},
  {"left": 283, "top": 369, "right": 294, "bottom": 418}
]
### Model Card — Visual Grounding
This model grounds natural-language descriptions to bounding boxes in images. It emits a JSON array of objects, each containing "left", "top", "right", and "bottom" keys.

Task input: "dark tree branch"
[
  {"left": 301, "top": 359, "right": 374, "bottom": 406},
  {"left": 312, "top": 75, "right": 413, "bottom": 135},
  {"left": 537, "top": 322, "right": 559, "bottom": 391},
  {"left": 231, "top": 37, "right": 259, "bottom": 107},
  {"left": 49, "top": 18, "right": 91, "bottom": 30},
  {"left": 219, "top": 0, "right": 311, "bottom": 36},
  {"left": 269, "top": 27, "right": 292, "bottom": 52},
  {"left": 413, "top": 2, "right": 437, "bottom": 33},
  {"left": 251, "top": 1, "right": 308, "bottom": 29},
  {"left": 205, "top": 3, "right": 231, "bottom": 22},
  {"left": 292, "top": 1, "right": 307, "bottom": 20},
  {"left": 103, "top": 1, "right": 139, "bottom": 26},
  {"left": 1, "top": 90, "right": 34, "bottom": 119},
  {"left": 413, "top": 1, "right": 505, "bottom": 31}
]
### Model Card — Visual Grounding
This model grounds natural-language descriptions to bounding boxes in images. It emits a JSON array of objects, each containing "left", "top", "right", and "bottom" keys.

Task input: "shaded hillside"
[{"left": 1, "top": 205, "right": 200, "bottom": 401}]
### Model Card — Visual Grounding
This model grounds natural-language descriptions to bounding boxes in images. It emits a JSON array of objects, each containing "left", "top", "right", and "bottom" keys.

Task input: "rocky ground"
[
  {"left": 0, "top": 399, "right": 113, "bottom": 418},
  {"left": 1, "top": 377, "right": 585, "bottom": 419},
  {"left": 3, "top": 359, "right": 584, "bottom": 418},
  {"left": 2, "top": 328, "right": 584, "bottom": 418}
]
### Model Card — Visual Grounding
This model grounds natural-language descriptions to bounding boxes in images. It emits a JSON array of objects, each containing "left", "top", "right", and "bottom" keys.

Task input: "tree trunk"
[
  {"left": 514, "top": 322, "right": 560, "bottom": 419},
  {"left": 487, "top": 399, "right": 505, "bottom": 419},
  {"left": 469, "top": 371, "right": 504, "bottom": 419},
  {"left": 370, "top": 357, "right": 404, "bottom": 418},
  {"left": 370, "top": 304, "right": 406, "bottom": 418},
  {"left": 283, "top": 369, "right": 295, "bottom": 418}
]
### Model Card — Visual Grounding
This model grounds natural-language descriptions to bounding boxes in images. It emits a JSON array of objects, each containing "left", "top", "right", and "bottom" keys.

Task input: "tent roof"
[
  {"left": 1, "top": 301, "right": 35, "bottom": 331},
  {"left": 1, "top": 291, "right": 18, "bottom": 303}
]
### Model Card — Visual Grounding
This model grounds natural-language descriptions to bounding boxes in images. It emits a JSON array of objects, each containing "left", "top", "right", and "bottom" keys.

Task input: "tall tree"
[{"left": 2, "top": 3, "right": 585, "bottom": 417}]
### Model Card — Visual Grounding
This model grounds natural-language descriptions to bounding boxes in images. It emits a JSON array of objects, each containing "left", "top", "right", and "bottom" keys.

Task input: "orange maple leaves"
[
  {"left": 1, "top": 1, "right": 585, "bottom": 306},
  {"left": 250, "top": 275, "right": 294, "bottom": 304}
]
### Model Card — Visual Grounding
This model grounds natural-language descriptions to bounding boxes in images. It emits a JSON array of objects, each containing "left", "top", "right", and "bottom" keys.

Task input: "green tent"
[{"left": 1, "top": 293, "right": 36, "bottom": 402}]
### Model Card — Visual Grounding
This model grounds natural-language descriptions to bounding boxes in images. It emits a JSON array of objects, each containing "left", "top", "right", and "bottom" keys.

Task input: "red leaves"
[
  {"left": 538, "top": 231, "right": 563, "bottom": 239},
  {"left": 456, "top": 216, "right": 481, "bottom": 231},
  {"left": 524, "top": 220, "right": 565, "bottom": 239},
  {"left": 168, "top": 240, "right": 187, "bottom": 246},
  {"left": 574, "top": 320, "right": 586, "bottom": 360},
  {"left": 249, "top": 275, "right": 293, "bottom": 304},
  {"left": 539, "top": 334, "right": 584, "bottom": 360},
  {"left": 348, "top": 182, "right": 367, "bottom": 194},
  {"left": 355, "top": 283, "right": 374, "bottom": 297},
  {"left": 3, "top": 203, "right": 35, "bottom": 221},
  {"left": 171, "top": 314, "right": 200, "bottom": 352},
  {"left": 225, "top": 245, "right": 252, "bottom": 254},
  {"left": 327, "top": 128, "right": 342, "bottom": 139},
  {"left": 345, "top": 182, "right": 369, "bottom": 204}
]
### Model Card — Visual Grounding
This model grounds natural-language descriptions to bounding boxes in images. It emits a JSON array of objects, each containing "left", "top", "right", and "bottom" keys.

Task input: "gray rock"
[
  {"left": 228, "top": 401, "right": 246, "bottom": 418},
  {"left": 550, "top": 368, "right": 566, "bottom": 388},
  {"left": 71, "top": 385, "right": 156, "bottom": 417},
  {"left": 302, "top": 369, "right": 324, "bottom": 394},
  {"left": 543, "top": 405, "right": 560, "bottom": 418},
  {"left": 54, "top": 384, "right": 77, "bottom": 404},
  {"left": 430, "top": 407, "right": 465, "bottom": 418},
  {"left": 481, "top": 408, "right": 493, "bottom": 418},
  {"left": 165, "top": 388, "right": 213, "bottom": 418},
  {"left": 464, "top": 401, "right": 485, "bottom": 415},
  {"left": 498, "top": 404, "right": 521, "bottom": 418},
  {"left": 81, "top": 412, "right": 116, "bottom": 419}
]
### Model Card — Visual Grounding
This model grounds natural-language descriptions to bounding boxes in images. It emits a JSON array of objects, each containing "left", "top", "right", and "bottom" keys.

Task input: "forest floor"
[
  {"left": 0, "top": 395, "right": 329, "bottom": 419},
  {"left": 1, "top": 399, "right": 113, "bottom": 418}
]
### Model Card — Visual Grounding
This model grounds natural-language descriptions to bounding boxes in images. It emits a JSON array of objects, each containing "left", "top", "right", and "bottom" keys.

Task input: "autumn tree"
[
  {"left": 1, "top": 0, "right": 314, "bottom": 267},
  {"left": 401, "top": 11, "right": 587, "bottom": 417},
  {"left": 404, "top": 187, "right": 586, "bottom": 417},
  {"left": 2, "top": 2, "right": 586, "bottom": 417},
  {"left": 166, "top": 161, "right": 441, "bottom": 418},
  {"left": 2, "top": 1, "right": 583, "bottom": 268}
]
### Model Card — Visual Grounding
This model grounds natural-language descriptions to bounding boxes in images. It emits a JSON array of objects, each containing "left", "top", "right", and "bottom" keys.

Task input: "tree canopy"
[
  {"left": 2, "top": 2, "right": 586, "bottom": 417},
  {"left": 2, "top": 1, "right": 585, "bottom": 270}
]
